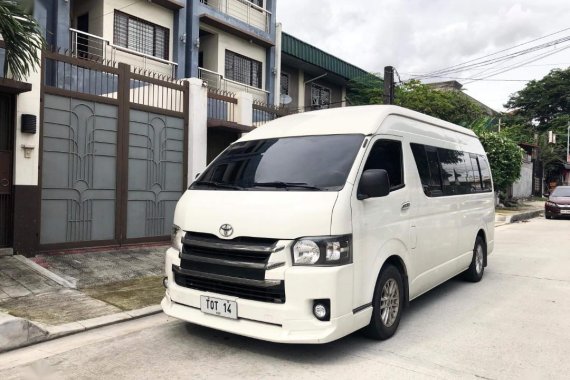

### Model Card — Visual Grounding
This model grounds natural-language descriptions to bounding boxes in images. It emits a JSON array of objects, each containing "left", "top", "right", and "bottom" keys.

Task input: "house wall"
[
  {"left": 303, "top": 76, "right": 343, "bottom": 111},
  {"left": 511, "top": 155, "right": 533, "bottom": 198},
  {"left": 101, "top": 0, "right": 175, "bottom": 59}
]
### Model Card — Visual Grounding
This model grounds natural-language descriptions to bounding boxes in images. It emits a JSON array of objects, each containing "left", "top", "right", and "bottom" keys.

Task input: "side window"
[
  {"left": 469, "top": 154, "right": 483, "bottom": 192},
  {"left": 478, "top": 155, "right": 493, "bottom": 191},
  {"left": 410, "top": 144, "right": 442, "bottom": 196},
  {"left": 438, "top": 148, "right": 463, "bottom": 195},
  {"left": 364, "top": 140, "right": 404, "bottom": 190}
]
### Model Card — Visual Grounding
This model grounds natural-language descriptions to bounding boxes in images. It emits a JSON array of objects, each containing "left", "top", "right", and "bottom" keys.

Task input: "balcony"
[
  {"left": 199, "top": 67, "right": 269, "bottom": 102},
  {"left": 70, "top": 29, "right": 177, "bottom": 77},
  {"left": 200, "top": 0, "right": 271, "bottom": 33}
]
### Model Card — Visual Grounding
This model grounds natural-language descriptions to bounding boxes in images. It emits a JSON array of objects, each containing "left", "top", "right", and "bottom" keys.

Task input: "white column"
[
  {"left": 235, "top": 92, "right": 253, "bottom": 126},
  {"left": 14, "top": 67, "right": 42, "bottom": 186},
  {"left": 298, "top": 69, "right": 305, "bottom": 112},
  {"left": 274, "top": 22, "right": 283, "bottom": 107},
  {"left": 186, "top": 78, "right": 208, "bottom": 185}
]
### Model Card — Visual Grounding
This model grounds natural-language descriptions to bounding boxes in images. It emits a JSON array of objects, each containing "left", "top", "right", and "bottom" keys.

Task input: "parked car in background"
[{"left": 545, "top": 186, "right": 570, "bottom": 219}]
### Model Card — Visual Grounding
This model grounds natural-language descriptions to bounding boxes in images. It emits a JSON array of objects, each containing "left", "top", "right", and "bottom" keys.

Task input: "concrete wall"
[
  {"left": 511, "top": 156, "right": 533, "bottom": 199},
  {"left": 200, "top": 33, "right": 219, "bottom": 73}
]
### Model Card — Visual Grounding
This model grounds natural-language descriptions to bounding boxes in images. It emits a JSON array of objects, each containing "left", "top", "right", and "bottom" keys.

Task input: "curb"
[
  {"left": 495, "top": 209, "right": 543, "bottom": 225},
  {"left": 12, "top": 255, "right": 77, "bottom": 289},
  {"left": 0, "top": 304, "right": 163, "bottom": 353}
]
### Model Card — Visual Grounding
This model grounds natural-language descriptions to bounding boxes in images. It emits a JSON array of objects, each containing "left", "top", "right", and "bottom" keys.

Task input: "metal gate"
[
  {"left": 0, "top": 94, "right": 14, "bottom": 248},
  {"left": 39, "top": 51, "right": 189, "bottom": 249}
]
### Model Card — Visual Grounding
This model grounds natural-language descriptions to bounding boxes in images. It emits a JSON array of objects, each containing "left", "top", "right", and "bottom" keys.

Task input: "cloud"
[{"left": 277, "top": 0, "right": 570, "bottom": 109}]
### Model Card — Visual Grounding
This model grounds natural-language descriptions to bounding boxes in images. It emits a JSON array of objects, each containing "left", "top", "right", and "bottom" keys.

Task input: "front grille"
[
  {"left": 175, "top": 232, "right": 286, "bottom": 303},
  {"left": 173, "top": 266, "right": 286, "bottom": 303}
]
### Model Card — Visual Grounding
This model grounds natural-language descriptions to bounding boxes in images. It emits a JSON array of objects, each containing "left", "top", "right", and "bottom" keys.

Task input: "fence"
[
  {"left": 207, "top": 88, "right": 236, "bottom": 124},
  {"left": 252, "top": 100, "right": 291, "bottom": 127}
]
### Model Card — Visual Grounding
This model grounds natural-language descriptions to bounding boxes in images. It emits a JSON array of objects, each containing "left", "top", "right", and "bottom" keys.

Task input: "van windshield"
[{"left": 192, "top": 134, "right": 365, "bottom": 191}]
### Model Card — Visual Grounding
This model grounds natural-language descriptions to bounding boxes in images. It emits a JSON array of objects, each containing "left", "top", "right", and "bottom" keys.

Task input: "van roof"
[{"left": 242, "top": 105, "right": 477, "bottom": 141}]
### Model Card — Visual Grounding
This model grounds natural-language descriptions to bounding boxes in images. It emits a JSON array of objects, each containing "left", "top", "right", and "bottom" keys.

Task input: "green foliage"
[
  {"left": 477, "top": 131, "right": 523, "bottom": 192},
  {"left": 505, "top": 67, "right": 570, "bottom": 130},
  {"left": 0, "top": 0, "right": 45, "bottom": 80},
  {"left": 346, "top": 73, "right": 383, "bottom": 105},
  {"left": 347, "top": 74, "right": 487, "bottom": 126},
  {"left": 394, "top": 80, "right": 487, "bottom": 126}
]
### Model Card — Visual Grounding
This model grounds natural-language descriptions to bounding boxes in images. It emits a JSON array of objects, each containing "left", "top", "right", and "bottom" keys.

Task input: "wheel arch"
[
  {"left": 476, "top": 228, "right": 488, "bottom": 266},
  {"left": 380, "top": 255, "right": 410, "bottom": 308}
]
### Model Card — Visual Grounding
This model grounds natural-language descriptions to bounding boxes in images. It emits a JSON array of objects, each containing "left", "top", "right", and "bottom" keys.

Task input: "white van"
[{"left": 162, "top": 105, "right": 495, "bottom": 343}]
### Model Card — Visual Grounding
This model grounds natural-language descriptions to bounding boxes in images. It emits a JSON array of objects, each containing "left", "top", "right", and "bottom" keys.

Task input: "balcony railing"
[
  {"left": 70, "top": 28, "right": 177, "bottom": 77},
  {"left": 200, "top": 0, "right": 271, "bottom": 33},
  {"left": 199, "top": 67, "right": 269, "bottom": 102}
]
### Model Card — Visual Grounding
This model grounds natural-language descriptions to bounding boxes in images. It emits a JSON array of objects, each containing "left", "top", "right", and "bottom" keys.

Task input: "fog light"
[
  {"left": 163, "top": 277, "right": 168, "bottom": 288},
  {"left": 312, "top": 299, "right": 330, "bottom": 321}
]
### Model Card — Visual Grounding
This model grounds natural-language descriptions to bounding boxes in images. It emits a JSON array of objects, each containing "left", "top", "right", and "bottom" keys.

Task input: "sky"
[{"left": 276, "top": 0, "right": 570, "bottom": 111}]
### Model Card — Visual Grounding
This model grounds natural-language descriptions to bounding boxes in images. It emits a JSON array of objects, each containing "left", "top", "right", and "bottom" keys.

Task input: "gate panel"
[
  {"left": 41, "top": 94, "right": 118, "bottom": 245},
  {"left": 126, "top": 110, "right": 184, "bottom": 239}
]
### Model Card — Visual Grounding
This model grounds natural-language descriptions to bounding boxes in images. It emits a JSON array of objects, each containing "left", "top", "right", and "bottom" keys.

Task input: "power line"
[
  {"left": 418, "top": 26, "right": 570, "bottom": 78},
  {"left": 402, "top": 74, "right": 532, "bottom": 82}
]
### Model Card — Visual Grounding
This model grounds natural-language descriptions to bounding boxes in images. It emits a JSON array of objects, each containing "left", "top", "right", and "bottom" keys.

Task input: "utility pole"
[
  {"left": 383, "top": 66, "right": 395, "bottom": 105},
  {"left": 567, "top": 121, "right": 570, "bottom": 163}
]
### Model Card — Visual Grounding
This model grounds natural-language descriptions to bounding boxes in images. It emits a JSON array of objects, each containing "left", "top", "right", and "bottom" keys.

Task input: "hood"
[
  {"left": 173, "top": 190, "right": 340, "bottom": 240},
  {"left": 549, "top": 196, "right": 570, "bottom": 205}
]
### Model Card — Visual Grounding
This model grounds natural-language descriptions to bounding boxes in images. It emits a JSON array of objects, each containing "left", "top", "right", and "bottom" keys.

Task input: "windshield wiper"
[
  {"left": 252, "top": 181, "right": 322, "bottom": 191},
  {"left": 193, "top": 181, "right": 243, "bottom": 190}
]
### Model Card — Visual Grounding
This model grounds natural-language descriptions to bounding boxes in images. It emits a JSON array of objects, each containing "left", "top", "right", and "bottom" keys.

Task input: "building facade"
[{"left": 0, "top": 0, "right": 368, "bottom": 256}]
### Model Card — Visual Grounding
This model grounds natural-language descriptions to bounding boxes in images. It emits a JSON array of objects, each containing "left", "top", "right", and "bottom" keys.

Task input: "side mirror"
[{"left": 357, "top": 169, "right": 390, "bottom": 200}]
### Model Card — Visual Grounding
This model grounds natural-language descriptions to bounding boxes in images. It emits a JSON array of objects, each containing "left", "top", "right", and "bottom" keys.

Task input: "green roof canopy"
[{"left": 282, "top": 32, "right": 369, "bottom": 81}]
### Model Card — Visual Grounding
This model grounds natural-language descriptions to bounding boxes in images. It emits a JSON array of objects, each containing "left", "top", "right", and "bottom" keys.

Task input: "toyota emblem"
[{"left": 219, "top": 224, "right": 234, "bottom": 238}]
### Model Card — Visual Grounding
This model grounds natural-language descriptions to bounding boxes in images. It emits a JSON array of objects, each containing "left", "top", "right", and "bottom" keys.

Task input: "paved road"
[{"left": 1, "top": 217, "right": 569, "bottom": 379}]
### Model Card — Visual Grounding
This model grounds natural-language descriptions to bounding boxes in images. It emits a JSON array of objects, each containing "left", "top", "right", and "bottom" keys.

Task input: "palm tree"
[{"left": 0, "top": 0, "right": 45, "bottom": 80}]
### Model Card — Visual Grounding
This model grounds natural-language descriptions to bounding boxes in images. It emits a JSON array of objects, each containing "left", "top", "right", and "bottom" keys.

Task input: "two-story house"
[{"left": 0, "top": 0, "right": 368, "bottom": 257}]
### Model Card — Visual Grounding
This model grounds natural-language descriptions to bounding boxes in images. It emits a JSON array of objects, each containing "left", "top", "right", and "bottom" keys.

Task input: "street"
[{"left": 1, "top": 217, "right": 569, "bottom": 380}]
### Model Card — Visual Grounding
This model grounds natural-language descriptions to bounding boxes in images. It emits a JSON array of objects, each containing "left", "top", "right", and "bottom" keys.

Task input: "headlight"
[
  {"left": 171, "top": 225, "right": 185, "bottom": 251},
  {"left": 546, "top": 201, "right": 558, "bottom": 207},
  {"left": 292, "top": 235, "right": 352, "bottom": 266}
]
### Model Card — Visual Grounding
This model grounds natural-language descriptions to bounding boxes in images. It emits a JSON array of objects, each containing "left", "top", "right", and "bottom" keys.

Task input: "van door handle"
[{"left": 401, "top": 202, "right": 411, "bottom": 211}]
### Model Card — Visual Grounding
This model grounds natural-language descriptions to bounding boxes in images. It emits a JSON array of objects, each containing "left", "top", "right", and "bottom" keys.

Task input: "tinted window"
[
  {"left": 411, "top": 144, "right": 492, "bottom": 196},
  {"left": 364, "top": 140, "right": 404, "bottom": 189},
  {"left": 193, "top": 134, "right": 365, "bottom": 191},
  {"left": 470, "top": 155, "right": 483, "bottom": 191},
  {"left": 551, "top": 187, "right": 570, "bottom": 197},
  {"left": 478, "top": 155, "right": 493, "bottom": 191}
]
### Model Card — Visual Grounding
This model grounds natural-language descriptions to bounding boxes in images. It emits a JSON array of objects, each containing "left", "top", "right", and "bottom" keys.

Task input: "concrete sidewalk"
[
  {"left": 0, "top": 245, "right": 167, "bottom": 352},
  {"left": 0, "top": 200, "right": 545, "bottom": 353}
]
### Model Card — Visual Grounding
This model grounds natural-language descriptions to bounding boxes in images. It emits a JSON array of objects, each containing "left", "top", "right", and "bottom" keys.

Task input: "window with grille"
[
  {"left": 114, "top": 11, "right": 169, "bottom": 60},
  {"left": 311, "top": 83, "right": 331, "bottom": 109},
  {"left": 280, "top": 73, "right": 289, "bottom": 95},
  {"left": 225, "top": 50, "right": 262, "bottom": 89}
]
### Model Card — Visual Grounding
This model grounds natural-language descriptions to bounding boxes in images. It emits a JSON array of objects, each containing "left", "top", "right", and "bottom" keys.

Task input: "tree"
[
  {"left": 505, "top": 68, "right": 570, "bottom": 130},
  {"left": 477, "top": 131, "right": 523, "bottom": 193},
  {"left": 0, "top": 0, "right": 44, "bottom": 80},
  {"left": 347, "top": 75, "right": 487, "bottom": 126}
]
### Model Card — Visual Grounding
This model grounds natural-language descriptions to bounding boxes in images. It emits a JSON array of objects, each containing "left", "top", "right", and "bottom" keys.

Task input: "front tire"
[
  {"left": 363, "top": 265, "right": 404, "bottom": 340},
  {"left": 463, "top": 236, "right": 485, "bottom": 282}
]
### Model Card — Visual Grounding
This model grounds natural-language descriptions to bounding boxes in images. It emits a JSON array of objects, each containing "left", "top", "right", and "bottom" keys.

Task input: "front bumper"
[{"left": 161, "top": 247, "right": 371, "bottom": 344}]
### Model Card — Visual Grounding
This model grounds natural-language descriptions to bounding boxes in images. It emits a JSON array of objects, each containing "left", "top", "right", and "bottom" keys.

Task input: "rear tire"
[
  {"left": 463, "top": 236, "right": 485, "bottom": 282},
  {"left": 363, "top": 265, "right": 404, "bottom": 340}
]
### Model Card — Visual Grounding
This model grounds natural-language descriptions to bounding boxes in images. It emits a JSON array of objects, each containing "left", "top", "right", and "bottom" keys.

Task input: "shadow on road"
[{"left": 179, "top": 275, "right": 473, "bottom": 364}]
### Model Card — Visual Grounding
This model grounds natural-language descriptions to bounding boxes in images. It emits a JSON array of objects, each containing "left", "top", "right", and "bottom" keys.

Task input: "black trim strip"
[
  {"left": 352, "top": 303, "right": 372, "bottom": 314},
  {"left": 173, "top": 265, "right": 282, "bottom": 288}
]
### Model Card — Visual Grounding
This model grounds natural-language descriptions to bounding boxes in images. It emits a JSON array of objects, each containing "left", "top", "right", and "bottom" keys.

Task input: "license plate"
[
  {"left": 561, "top": 210, "right": 570, "bottom": 214},
  {"left": 200, "top": 296, "right": 237, "bottom": 319}
]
